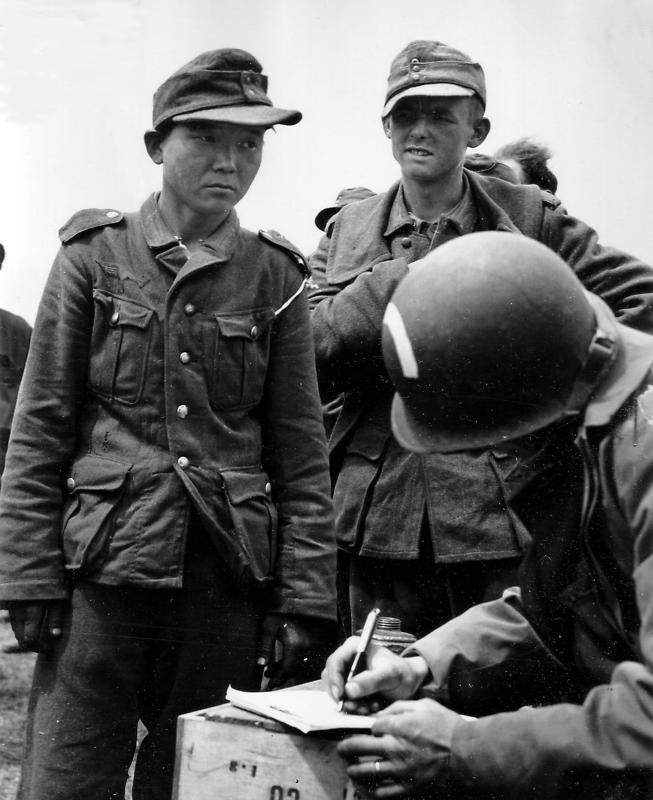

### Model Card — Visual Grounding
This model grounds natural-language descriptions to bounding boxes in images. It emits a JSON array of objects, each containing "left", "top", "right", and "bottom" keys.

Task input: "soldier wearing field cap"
[
  {"left": 314, "top": 186, "right": 376, "bottom": 233},
  {"left": 0, "top": 48, "right": 336, "bottom": 800},
  {"left": 309, "top": 40, "right": 653, "bottom": 641}
]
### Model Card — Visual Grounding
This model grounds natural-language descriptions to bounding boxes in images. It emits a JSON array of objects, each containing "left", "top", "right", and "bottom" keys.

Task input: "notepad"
[{"left": 225, "top": 685, "right": 376, "bottom": 734}]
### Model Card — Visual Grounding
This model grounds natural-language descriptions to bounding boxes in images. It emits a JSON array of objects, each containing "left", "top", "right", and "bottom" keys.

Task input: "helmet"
[{"left": 382, "top": 231, "right": 618, "bottom": 453}]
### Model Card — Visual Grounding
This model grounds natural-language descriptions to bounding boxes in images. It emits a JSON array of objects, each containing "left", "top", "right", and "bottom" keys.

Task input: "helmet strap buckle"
[{"left": 566, "top": 326, "right": 618, "bottom": 415}]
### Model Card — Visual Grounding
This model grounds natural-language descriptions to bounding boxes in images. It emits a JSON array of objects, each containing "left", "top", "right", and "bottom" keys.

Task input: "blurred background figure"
[
  {"left": 0, "top": 242, "right": 32, "bottom": 653},
  {"left": 0, "top": 243, "right": 31, "bottom": 486},
  {"left": 314, "top": 186, "right": 376, "bottom": 233},
  {"left": 494, "top": 136, "right": 558, "bottom": 193},
  {"left": 463, "top": 152, "right": 519, "bottom": 183}
]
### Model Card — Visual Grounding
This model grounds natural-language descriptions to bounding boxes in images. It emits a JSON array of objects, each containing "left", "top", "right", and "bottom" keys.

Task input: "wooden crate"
[{"left": 173, "top": 702, "right": 361, "bottom": 800}]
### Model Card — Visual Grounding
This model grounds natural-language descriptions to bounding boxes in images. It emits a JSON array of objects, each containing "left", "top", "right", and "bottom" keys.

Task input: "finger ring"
[{"left": 375, "top": 759, "right": 382, "bottom": 775}]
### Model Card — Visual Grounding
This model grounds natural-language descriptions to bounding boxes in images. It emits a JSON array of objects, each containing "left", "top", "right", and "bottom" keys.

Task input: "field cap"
[
  {"left": 382, "top": 40, "right": 486, "bottom": 118},
  {"left": 153, "top": 48, "right": 302, "bottom": 129},
  {"left": 314, "top": 186, "right": 375, "bottom": 231}
]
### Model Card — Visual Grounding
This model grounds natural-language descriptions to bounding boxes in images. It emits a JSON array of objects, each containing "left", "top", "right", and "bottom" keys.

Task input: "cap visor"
[
  {"left": 382, "top": 84, "right": 473, "bottom": 117},
  {"left": 172, "top": 105, "right": 302, "bottom": 127},
  {"left": 314, "top": 205, "right": 340, "bottom": 231}
]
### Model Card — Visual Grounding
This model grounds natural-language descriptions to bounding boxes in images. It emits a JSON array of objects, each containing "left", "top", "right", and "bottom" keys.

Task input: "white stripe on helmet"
[{"left": 383, "top": 302, "right": 419, "bottom": 378}]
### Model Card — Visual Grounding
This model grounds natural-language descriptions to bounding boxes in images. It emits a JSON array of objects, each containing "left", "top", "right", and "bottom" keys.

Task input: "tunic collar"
[
  {"left": 139, "top": 193, "right": 240, "bottom": 273},
  {"left": 384, "top": 175, "right": 476, "bottom": 238}
]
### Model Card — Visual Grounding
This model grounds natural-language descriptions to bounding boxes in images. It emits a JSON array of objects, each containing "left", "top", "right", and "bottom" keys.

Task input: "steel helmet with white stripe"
[{"left": 381, "top": 231, "right": 618, "bottom": 453}]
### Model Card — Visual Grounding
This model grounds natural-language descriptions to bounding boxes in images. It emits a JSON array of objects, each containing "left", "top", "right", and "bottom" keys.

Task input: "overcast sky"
[{"left": 1, "top": 0, "right": 652, "bottom": 324}]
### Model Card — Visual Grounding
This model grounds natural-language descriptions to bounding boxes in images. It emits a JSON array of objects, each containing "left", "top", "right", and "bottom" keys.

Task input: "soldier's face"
[
  {"left": 155, "top": 121, "right": 265, "bottom": 220},
  {"left": 385, "top": 96, "right": 483, "bottom": 185}
]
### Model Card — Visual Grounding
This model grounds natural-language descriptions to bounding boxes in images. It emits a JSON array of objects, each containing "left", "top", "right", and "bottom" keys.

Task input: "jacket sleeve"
[
  {"left": 261, "top": 276, "right": 337, "bottom": 622},
  {"left": 410, "top": 588, "right": 572, "bottom": 715},
  {"left": 541, "top": 203, "right": 653, "bottom": 333},
  {"left": 309, "top": 254, "right": 410, "bottom": 397},
  {"left": 0, "top": 247, "right": 93, "bottom": 602},
  {"left": 416, "top": 420, "right": 653, "bottom": 798},
  {"left": 306, "top": 232, "right": 330, "bottom": 311}
]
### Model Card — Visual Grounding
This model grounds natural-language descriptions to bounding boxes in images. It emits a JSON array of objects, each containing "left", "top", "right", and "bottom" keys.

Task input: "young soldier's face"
[
  {"left": 385, "top": 96, "right": 484, "bottom": 185},
  {"left": 155, "top": 121, "right": 265, "bottom": 220}
]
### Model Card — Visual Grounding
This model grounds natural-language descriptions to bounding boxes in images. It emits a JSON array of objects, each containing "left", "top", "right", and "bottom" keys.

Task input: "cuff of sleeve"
[{"left": 0, "top": 579, "right": 70, "bottom": 606}]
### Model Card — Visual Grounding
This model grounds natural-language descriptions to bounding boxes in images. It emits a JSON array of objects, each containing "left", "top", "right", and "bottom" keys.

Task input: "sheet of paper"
[{"left": 225, "top": 685, "right": 375, "bottom": 734}]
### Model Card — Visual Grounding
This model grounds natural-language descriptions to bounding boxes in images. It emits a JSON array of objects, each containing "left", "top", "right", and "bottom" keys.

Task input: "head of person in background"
[
  {"left": 314, "top": 186, "right": 376, "bottom": 233},
  {"left": 463, "top": 152, "right": 519, "bottom": 183},
  {"left": 494, "top": 137, "right": 558, "bottom": 194}
]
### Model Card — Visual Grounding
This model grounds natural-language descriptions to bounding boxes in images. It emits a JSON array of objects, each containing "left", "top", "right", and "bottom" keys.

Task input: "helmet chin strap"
[{"left": 564, "top": 299, "right": 619, "bottom": 417}]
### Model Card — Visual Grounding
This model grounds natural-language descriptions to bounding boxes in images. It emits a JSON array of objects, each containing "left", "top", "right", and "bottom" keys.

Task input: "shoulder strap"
[
  {"left": 58, "top": 208, "right": 124, "bottom": 244},
  {"left": 258, "top": 229, "right": 309, "bottom": 277},
  {"left": 467, "top": 170, "right": 561, "bottom": 240}
]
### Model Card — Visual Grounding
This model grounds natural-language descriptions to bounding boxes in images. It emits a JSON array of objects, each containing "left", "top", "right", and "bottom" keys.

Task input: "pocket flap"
[
  {"left": 67, "top": 454, "right": 132, "bottom": 493},
  {"left": 219, "top": 468, "right": 271, "bottom": 504},
  {"left": 215, "top": 310, "right": 274, "bottom": 340},
  {"left": 93, "top": 291, "right": 154, "bottom": 330}
]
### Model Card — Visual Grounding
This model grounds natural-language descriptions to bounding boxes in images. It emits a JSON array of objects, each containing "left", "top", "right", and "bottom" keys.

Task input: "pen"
[{"left": 337, "top": 607, "right": 381, "bottom": 712}]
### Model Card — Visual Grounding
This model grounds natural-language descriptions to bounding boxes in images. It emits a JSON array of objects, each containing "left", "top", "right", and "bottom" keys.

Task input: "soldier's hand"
[
  {"left": 258, "top": 612, "right": 337, "bottom": 689},
  {"left": 338, "top": 697, "right": 460, "bottom": 797},
  {"left": 6, "top": 599, "right": 67, "bottom": 653},
  {"left": 322, "top": 636, "right": 429, "bottom": 714}
]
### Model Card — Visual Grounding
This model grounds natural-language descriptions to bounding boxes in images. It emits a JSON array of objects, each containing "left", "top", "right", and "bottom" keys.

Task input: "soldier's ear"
[
  {"left": 144, "top": 130, "right": 164, "bottom": 165},
  {"left": 468, "top": 117, "right": 491, "bottom": 149},
  {"left": 382, "top": 116, "right": 392, "bottom": 139}
]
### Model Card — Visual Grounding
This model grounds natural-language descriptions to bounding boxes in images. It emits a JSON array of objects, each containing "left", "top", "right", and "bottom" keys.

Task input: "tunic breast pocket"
[
  {"left": 208, "top": 309, "right": 275, "bottom": 411},
  {"left": 89, "top": 291, "right": 155, "bottom": 405}
]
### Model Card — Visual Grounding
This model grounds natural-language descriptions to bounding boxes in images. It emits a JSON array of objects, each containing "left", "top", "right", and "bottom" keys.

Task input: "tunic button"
[
  {"left": 179, "top": 351, "right": 191, "bottom": 364},
  {"left": 106, "top": 210, "right": 120, "bottom": 218},
  {"left": 177, "top": 456, "right": 190, "bottom": 469},
  {"left": 66, "top": 477, "right": 76, "bottom": 492},
  {"left": 184, "top": 303, "right": 196, "bottom": 316},
  {"left": 250, "top": 325, "right": 258, "bottom": 338},
  {"left": 264, "top": 482, "right": 272, "bottom": 496},
  {"left": 177, "top": 404, "right": 189, "bottom": 419},
  {"left": 400, "top": 237, "right": 412, "bottom": 249},
  {"left": 110, "top": 310, "right": 120, "bottom": 324}
]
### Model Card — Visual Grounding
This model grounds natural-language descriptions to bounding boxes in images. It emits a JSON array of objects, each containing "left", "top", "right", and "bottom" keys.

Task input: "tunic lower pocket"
[
  {"left": 219, "top": 467, "right": 278, "bottom": 582},
  {"left": 333, "top": 425, "right": 391, "bottom": 551},
  {"left": 61, "top": 454, "right": 132, "bottom": 575}
]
